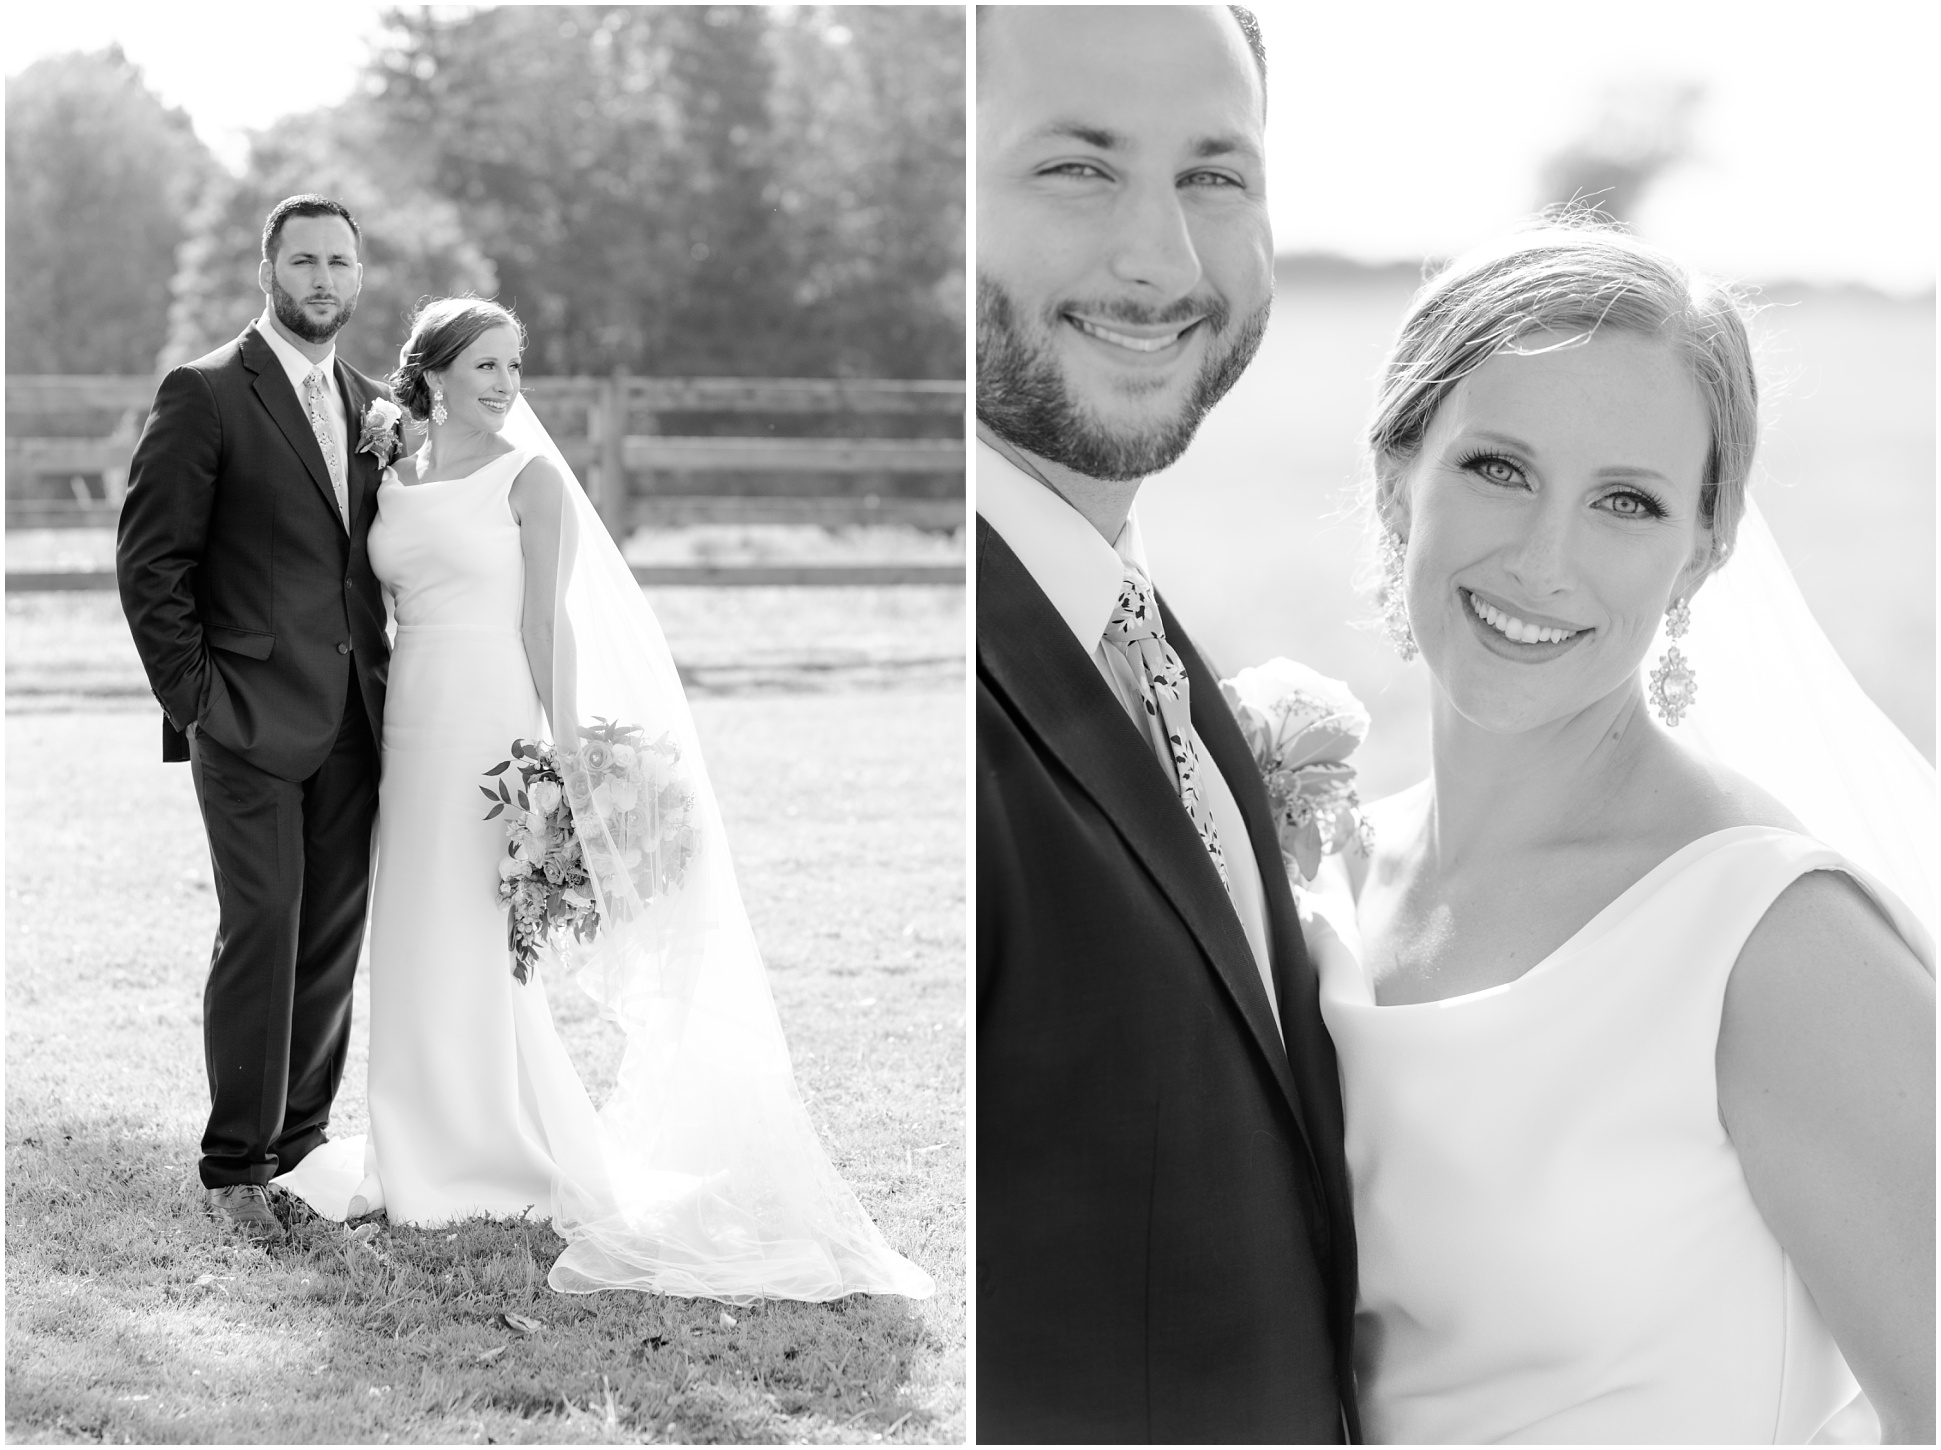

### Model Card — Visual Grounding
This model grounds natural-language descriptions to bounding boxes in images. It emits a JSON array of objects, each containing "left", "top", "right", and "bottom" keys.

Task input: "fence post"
[{"left": 598, "top": 366, "right": 628, "bottom": 536}]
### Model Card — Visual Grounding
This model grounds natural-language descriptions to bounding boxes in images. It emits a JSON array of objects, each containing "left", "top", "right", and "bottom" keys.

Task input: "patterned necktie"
[
  {"left": 303, "top": 366, "right": 349, "bottom": 530},
  {"left": 1103, "top": 564, "right": 1231, "bottom": 891}
]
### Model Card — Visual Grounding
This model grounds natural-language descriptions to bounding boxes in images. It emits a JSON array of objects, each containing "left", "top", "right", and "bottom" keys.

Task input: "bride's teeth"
[{"left": 1470, "top": 591, "right": 1576, "bottom": 645}]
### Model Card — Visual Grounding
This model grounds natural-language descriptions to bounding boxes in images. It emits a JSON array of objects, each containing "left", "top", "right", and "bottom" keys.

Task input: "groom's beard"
[
  {"left": 976, "top": 274, "right": 1269, "bottom": 483},
  {"left": 270, "top": 276, "right": 358, "bottom": 344}
]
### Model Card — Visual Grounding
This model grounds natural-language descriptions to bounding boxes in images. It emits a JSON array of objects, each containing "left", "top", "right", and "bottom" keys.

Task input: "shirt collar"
[
  {"left": 976, "top": 438, "right": 1151, "bottom": 655},
  {"left": 256, "top": 308, "right": 335, "bottom": 396}
]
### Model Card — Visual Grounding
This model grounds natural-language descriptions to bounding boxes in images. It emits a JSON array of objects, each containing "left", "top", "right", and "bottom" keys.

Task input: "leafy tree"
[
  {"left": 6, "top": 46, "right": 216, "bottom": 373},
  {"left": 156, "top": 4, "right": 964, "bottom": 382},
  {"left": 367, "top": 6, "right": 795, "bottom": 375},
  {"left": 163, "top": 102, "right": 498, "bottom": 378},
  {"left": 765, "top": 6, "right": 965, "bottom": 378},
  {"left": 367, "top": 4, "right": 963, "bottom": 378}
]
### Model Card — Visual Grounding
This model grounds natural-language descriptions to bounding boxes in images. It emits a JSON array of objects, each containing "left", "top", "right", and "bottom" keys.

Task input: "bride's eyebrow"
[{"left": 1460, "top": 428, "right": 1536, "bottom": 454}]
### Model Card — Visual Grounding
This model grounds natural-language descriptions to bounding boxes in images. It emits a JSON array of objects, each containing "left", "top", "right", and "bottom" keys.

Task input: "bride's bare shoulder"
[{"left": 1653, "top": 740, "right": 1804, "bottom": 838}]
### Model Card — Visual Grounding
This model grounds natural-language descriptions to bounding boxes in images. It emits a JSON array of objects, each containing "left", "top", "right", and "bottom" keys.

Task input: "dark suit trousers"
[{"left": 189, "top": 663, "right": 378, "bottom": 1188}]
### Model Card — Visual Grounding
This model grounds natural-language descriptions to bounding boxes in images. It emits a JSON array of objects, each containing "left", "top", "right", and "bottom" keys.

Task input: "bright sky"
[
  {"left": 10, "top": 2, "right": 1934, "bottom": 292},
  {"left": 7, "top": 0, "right": 399, "bottom": 172},
  {"left": 1256, "top": 0, "right": 1935, "bottom": 293}
]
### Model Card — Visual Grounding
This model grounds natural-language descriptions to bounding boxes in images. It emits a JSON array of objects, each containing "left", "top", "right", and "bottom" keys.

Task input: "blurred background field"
[{"left": 1142, "top": 264, "right": 1935, "bottom": 799}]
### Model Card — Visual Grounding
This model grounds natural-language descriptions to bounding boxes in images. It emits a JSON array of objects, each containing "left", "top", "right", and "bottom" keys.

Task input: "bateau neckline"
[
  {"left": 384, "top": 446, "right": 529, "bottom": 489},
  {"left": 1358, "top": 823, "right": 1814, "bottom": 1012}
]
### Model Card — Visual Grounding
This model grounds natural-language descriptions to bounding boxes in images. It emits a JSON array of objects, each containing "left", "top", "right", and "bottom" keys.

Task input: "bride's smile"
[
  {"left": 1459, "top": 585, "right": 1590, "bottom": 654},
  {"left": 1391, "top": 328, "right": 1715, "bottom": 736}
]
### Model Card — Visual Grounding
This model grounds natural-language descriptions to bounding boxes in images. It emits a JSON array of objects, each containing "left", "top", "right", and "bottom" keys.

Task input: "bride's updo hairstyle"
[
  {"left": 1369, "top": 209, "right": 1758, "bottom": 578},
  {"left": 390, "top": 296, "right": 528, "bottom": 423}
]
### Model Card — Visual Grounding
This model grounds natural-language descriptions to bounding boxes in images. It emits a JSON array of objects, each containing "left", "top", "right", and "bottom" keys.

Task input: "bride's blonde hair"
[{"left": 1368, "top": 208, "right": 1759, "bottom": 579}]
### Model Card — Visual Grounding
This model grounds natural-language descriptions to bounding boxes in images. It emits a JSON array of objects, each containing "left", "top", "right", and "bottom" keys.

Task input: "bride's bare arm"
[
  {"left": 1718, "top": 870, "right": 1935, "bottom": 1443},
  {"left": 509, "top": 455, "right": 578, "bottom": 741}
]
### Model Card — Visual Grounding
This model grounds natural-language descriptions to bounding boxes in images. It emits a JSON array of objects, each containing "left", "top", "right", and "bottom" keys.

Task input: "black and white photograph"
[
  {"left": 975, "top": 3, "right": 1932, "bottom": 1444},
  {"left": 7, "top": 4, "right": 965, "bottom": 1442}
]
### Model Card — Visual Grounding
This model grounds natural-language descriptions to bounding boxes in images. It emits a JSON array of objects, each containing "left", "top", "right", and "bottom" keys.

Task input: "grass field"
[
  {"left": 5, "top": 587, "right": 966, "bottom": 1444},
  {"left": 1141, "top": 265, "right": 1936, "bottom": 797}
]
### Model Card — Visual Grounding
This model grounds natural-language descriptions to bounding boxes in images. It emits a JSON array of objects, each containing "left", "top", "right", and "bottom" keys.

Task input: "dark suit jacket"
[
  {"left": 117, "top": 323, "right": 391, "bottom": 781},
  {"left": 978, "top": 517, "right": 1358, "bottom": 1443}
]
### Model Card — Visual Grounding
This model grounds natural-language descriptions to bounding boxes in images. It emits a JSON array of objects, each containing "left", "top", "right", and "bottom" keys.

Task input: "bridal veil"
[
  {"left": 1669, "top": 498, "right": 1935, "bottom": 942},
  {"left": 504, "top": 396, "right": 935, "bottom": 1303}
]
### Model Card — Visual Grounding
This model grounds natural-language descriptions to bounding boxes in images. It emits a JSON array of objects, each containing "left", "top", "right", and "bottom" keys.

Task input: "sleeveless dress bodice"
[
  {"left": 1320, "top": 826, "right": 1929, "bottom": 1444},
  {"left": 368, "top": 448, "right": 529, "bottom": 635}
]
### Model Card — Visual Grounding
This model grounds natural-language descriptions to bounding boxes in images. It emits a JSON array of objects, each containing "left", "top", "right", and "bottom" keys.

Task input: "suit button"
[{"left": 337, "top": 642, "right": 351, "bottom": 655}]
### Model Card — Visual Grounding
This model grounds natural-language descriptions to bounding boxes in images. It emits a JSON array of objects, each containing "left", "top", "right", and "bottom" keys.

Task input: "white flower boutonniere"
[
  {"left": 357, "top": 397, "right": 405, "bottom": 467},
  {"left": 1221, "top": 657, "right": 1376, "bottom": 884}
]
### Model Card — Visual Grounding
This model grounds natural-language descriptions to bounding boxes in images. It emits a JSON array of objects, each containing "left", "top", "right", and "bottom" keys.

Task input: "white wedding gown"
[
  {"left": 275, "top": 446, "right": 932, "bottom": 1303},
  {"left": 1309, "top": 826, "right": 1931, "bottom": 1443}
]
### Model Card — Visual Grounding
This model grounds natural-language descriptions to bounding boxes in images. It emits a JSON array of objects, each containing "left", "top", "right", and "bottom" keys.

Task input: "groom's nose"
[{"left": 1105, "top": 178, "right": 1203, "bottom": 300}]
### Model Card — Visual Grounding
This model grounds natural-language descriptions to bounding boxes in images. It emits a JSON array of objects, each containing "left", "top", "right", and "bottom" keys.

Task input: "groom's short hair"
[
  {"left": 262, "top": 195, "right": 362, "bottom": 264},
  {"left": 976, "top": 6, "right": 1268, "bottom": 104}
]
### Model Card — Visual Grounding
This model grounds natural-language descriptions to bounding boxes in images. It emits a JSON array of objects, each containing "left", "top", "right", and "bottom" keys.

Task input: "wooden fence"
[{"left": 7, "top": 373, "right": 966, "bottom": 587}]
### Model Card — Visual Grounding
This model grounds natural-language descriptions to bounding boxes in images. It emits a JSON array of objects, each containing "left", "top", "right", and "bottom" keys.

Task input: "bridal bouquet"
[
  {"left": 1220, "top": 658, "right": 1376, "bottom": 884},
  {"left": 483, "top": 718, "right": 698, "bottom": 983}
]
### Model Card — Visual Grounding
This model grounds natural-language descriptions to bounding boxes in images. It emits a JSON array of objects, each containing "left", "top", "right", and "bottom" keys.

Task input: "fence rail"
[{"left": 7, "top": 373, "right": 965, "bottom": 586}]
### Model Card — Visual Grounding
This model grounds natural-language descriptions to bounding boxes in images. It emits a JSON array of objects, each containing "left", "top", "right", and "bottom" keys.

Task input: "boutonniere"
[
  {"left": 1220, "top": 658, "right": 1375, "bottom": 883},
  {"left": 357, "top": 397, "right": 405, "bottom": 466}
]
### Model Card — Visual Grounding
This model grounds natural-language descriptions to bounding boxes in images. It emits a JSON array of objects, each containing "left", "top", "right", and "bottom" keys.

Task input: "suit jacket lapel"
[
  {"left": 977, "top": 520, "right": 1312, "bottom": 1145},
  {"left": 241, "top": 324, "right": 347, "bottom": 529},
  {"left": 1168, "top": 601, "right": 1327, "bottom": 1182},
  {"left": 335, "top": 363, "right": 377, "bottom": 534}
]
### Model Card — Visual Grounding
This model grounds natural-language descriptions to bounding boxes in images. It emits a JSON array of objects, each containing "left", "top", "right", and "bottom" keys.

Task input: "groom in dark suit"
[
  {"left": 977, "top": 8, "right": 1358, "bottom": 1440},
  {"left": 117, "top": 195, "right": 392, "bottom": 1241}
]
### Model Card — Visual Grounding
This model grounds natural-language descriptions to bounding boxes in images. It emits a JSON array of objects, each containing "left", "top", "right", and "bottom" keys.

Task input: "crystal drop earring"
[
  {"left": 1648, "top": 597, "right": 1697, "bottom": 725},
  {"left": 430, "top": 386, "right": 448, "bottom": 427},
  {"left": 1377, "top": 526, "right": 1418, "bottom": 662}
]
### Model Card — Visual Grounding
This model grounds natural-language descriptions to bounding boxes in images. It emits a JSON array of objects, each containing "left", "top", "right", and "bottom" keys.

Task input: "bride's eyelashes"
[
  {"left": 1452, "top": 447, "right": 1671, "bottom": 521},
  {"left": 1594, "top": 486, "right": 1668, "bottom": 521},
  {"left": 1454, "top": 448, "right": 1527, "bottom": 489}
]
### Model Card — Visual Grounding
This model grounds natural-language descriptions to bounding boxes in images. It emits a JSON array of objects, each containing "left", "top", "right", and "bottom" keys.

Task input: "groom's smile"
[
  {"left": 1064, "top": 311, "right": 1207, "bottom": 357},
  {"left": 977, "top": 6, "right": 1272, "bottom": 484}
]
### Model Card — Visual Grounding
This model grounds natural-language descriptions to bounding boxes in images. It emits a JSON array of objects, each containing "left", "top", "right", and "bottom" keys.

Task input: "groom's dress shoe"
[{"left": 207, "top": 1184, "right": 285, "bottom": 1243}]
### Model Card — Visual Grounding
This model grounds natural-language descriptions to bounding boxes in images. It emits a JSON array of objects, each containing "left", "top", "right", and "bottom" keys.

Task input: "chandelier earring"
[
  {"left": 430, "top": 385, "right": 448, "bottom": 427},
  {"left": 1377, "top": 525, "right": 1418, "bottom": 662},
  {"left": 1648, "top": 597, "right": 1697, "bottom": 726}
]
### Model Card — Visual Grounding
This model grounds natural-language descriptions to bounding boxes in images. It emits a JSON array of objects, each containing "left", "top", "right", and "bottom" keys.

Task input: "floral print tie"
[
  {"left": 1104, "top": 564, "right": 1231, "bottom": 892},
  {"left": 304, "top": 367, "right": 349, "bottom": 530}
]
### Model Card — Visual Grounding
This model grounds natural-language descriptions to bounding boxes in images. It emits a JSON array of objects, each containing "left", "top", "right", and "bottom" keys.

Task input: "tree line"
[{"left": 7, "top": 6, "right": 965, "bottom": 383}]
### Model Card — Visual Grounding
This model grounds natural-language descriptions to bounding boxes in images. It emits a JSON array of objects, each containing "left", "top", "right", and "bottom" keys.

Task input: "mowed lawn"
[
  {"left": 5, "top": 587, "right": 966, "bottom": 1444},
  {"left": 1141, "top": 265, "right": 1936, "bottom": 797}
]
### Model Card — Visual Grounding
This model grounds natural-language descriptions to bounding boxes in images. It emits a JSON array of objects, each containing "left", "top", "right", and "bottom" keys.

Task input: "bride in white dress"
[
  {"left": 1303, "top": 219, "right": 1932, "bottom": 1442},
  {"left": 278, "top": 296, "right": 933, "bottom": 1305}
]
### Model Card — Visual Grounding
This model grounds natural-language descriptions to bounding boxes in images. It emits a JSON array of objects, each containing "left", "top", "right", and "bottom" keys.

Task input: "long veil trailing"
[
  {"left": 504, "top": 396, "right": 935, "bottom": 1303},
  {"left": 1667, "top": 499, "right": 1936, "bottom": 943}
]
